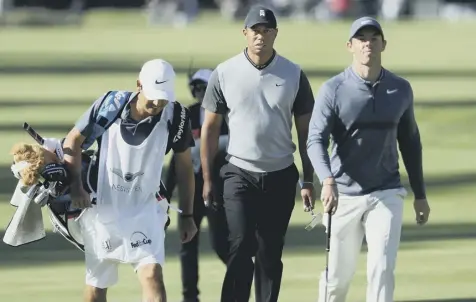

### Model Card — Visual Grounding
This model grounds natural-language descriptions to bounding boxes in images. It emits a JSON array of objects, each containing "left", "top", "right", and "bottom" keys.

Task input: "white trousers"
[
  {"left": 318, "top": 187, "right": 407, "bottom": 302},
  {"left": 79, "top": 206, "right": 167, "bottom": 289}
]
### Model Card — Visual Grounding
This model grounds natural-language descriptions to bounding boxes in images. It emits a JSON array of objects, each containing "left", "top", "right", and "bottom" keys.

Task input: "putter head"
[{"left": 305, "top": 211, "right": 323, "bottom": 231}]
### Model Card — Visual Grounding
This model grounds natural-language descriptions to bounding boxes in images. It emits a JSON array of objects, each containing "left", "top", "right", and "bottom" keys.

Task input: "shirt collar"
[
  {"left": 243, "top": 48, "right": 276, "bottom": 70},
  {"left": 348, "top": 66, "right": 386, "bottom": 85}
]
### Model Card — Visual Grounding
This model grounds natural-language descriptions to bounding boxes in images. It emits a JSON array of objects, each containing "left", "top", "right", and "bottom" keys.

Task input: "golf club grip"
[{"left": 23, "top": 122, "right": 45, "bottom": 145}]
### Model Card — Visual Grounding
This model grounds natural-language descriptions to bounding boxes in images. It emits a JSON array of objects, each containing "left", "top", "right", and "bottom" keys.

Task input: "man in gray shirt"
[
  {"left": 307, "top": 17, "right": 431, "bottom": 302},
  {"left": 200, "top": 5, "right": 316, "bottom": 302}
]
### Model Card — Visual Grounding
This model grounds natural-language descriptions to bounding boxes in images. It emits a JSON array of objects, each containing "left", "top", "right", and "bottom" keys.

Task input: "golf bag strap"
[{"left": 80, "top": 90, "right": 133, "bottom": 150}]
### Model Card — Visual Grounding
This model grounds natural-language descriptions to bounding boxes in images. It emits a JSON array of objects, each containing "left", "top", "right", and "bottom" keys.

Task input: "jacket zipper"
[{"left": 370, "top": 81, "right": 380, "bottom": 113}]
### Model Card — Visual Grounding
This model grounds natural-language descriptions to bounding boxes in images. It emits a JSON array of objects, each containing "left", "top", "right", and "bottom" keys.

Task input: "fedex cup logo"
[{"left": 130, "top": 231, "right": 152, "bottom": 248}]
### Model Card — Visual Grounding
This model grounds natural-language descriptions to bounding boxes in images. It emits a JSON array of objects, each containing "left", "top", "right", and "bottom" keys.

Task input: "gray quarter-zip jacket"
[{"left": 307, "top": 66, "right": 426, "bottom": 198}]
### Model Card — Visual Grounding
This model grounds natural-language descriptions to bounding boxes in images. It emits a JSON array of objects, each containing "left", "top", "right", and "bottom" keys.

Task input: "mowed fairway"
[{"left": 0, "top": 11, "right": 475, "bottom": 302}]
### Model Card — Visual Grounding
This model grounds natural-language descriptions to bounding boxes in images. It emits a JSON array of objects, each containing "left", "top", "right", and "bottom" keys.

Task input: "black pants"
[
  {"left": 220, "top": 162, "right": 299, "bottom": 302},
  {"left": 180, "top": 166, "right": 229, "bottom": 302}
]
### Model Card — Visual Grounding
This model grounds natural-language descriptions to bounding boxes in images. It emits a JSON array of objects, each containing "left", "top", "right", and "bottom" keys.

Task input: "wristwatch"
[{"left": 299, "top": 180, "right": 314, "bottom": 189}]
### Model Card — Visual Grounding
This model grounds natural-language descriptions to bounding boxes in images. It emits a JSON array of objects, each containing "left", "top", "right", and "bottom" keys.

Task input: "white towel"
[{"left": 3, "top": 180, "right": 46, "bottom": 247}]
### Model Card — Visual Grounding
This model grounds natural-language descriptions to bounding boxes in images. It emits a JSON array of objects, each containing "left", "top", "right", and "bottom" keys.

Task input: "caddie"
[{"left": 62, "top": 59, "right": 198, "bottom": 302}]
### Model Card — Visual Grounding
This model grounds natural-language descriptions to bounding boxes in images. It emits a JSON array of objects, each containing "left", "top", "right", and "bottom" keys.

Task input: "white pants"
[
  {"left": 318, "top": 187, "right": 407, "bottom": 302},
  {"left": 80, "top": 207, "right": 167, "bottom": 289}
]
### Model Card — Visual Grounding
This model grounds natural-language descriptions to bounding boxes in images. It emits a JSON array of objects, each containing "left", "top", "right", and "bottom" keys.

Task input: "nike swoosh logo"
[
  {"left": 276, "top": 84, "right": 284, "bottom": 86},
  {"left": 155, "top": 80, "right": 168, "bottom": 84},
  {"left": 387, "top": 89, "right": 398, "bottom": 94}
]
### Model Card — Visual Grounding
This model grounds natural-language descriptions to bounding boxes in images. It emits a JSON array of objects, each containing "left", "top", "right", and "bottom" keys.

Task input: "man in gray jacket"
[{"left": 307, "top": 16, "right": 431, "bottom": 302}]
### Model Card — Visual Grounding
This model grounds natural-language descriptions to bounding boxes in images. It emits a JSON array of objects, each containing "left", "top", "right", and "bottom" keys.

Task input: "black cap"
[{"left": 244, "top": 5, "right": 277, "bottom": 29}]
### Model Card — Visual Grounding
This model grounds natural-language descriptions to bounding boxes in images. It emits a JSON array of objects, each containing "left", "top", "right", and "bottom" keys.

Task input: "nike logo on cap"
[
  {"left": 387, "top": 89, "right": 398, "bottom": 94},
  {"left": 155, "top": 80, "right": 168, "bottom": 84}
]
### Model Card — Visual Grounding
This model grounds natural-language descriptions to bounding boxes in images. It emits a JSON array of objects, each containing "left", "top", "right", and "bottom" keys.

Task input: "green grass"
[{"left": 0, "top": 10, "right": 475, "bottom": 302}]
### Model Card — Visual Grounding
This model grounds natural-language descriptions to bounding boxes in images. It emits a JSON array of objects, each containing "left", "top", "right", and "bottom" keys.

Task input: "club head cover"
[
  {"left": 41, "top": 163, "right": 69, "bottom": 182},
  {"left": 42, "top": 137, "right": 65, "bottom": 162}
]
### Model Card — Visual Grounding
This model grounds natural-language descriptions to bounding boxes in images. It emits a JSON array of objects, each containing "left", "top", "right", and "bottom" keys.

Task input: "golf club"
[
  {"left": 23, "top": 122, "right": 45, "bottom": 145},
  {"left": 305, "top": 209, "right": 323, "bottom": 231},
  {"left": 324, "top": 212, "right": 332, "bottom": 302}
]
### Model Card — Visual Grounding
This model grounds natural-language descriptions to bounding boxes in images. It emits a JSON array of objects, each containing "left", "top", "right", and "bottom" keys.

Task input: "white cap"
[
  {"left": 189, "top": 68, "right": 213, "bottom": 84},
  {"left": 139, "top": 59, "right": 176, "bottom": 101}
]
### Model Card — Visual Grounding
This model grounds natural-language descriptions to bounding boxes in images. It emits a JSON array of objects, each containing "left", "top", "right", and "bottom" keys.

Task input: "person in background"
[{"left": 165, "top": 68, "right": 229, "bottom": 302}]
